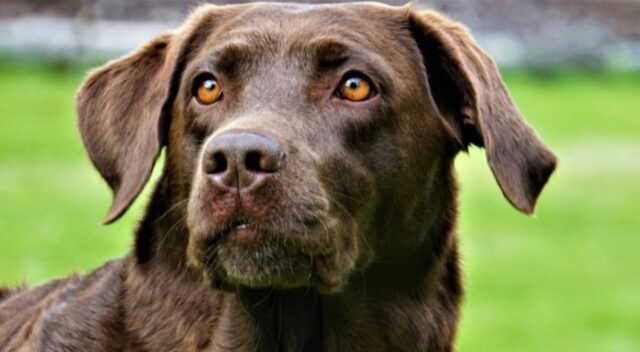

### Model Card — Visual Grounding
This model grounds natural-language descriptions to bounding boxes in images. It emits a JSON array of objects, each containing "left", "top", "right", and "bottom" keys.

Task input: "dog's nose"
[{"left": 203, "top": 132, "right": 285, "bottom": 189}]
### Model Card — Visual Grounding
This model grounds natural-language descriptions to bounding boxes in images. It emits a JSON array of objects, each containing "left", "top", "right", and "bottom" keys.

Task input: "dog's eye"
[
  {"left": 193, "top": 74, "right": 222, "bottom": 105},
  {"left": 336, "top": 73, "right": 375, "bottom": 102}
]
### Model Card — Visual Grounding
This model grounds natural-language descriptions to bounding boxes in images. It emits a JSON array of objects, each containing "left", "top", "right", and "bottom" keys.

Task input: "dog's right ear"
[{"left": 76, "top": 8, "right": 216, "bottom": 224}]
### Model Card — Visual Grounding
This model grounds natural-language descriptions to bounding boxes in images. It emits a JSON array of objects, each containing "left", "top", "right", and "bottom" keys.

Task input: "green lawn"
[{"left": 0, "top": 63, "right": 639, "bottom": 351}]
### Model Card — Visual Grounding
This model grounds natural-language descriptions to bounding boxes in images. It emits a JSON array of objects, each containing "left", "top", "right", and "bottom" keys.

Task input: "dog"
[{"left": 0, "top": 2, "right": 556, "bottom": 351}]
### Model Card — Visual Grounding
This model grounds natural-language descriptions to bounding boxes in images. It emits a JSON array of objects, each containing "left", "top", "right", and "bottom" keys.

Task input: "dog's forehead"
[
  {"left": 199, "top": 2, "right": 407, "bottom": 57},
  {"left": 215, "top": 2, "right": 403, "bottom": 28}
]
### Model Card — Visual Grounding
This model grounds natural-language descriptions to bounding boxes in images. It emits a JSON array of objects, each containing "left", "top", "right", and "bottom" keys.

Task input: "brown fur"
[{"left": 0, "top": 3, "right": 556, "bottom": 351}]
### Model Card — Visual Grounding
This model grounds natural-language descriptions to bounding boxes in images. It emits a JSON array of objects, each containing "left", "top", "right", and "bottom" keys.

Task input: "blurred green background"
[
  {"left": 2, "top": 0, "right": 640, "bottom": 349},
  {"left": 0, "top": 61, "right": 639, "bottom": 351}
]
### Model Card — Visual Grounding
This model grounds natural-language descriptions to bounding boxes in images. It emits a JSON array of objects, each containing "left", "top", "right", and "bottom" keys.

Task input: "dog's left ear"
[
  {"left": 76, "top": 7, "right": 216, "bottom": 224},
  {"left": 408, "top": 9, "right": 557, "bottom": 214}
]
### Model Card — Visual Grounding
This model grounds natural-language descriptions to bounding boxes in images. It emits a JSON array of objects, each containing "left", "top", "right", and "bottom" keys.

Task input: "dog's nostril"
[
  {"left": 245, "top": 150, "right": 282, "bottom": 173},
  {"left": 211, "top": 152, "right": 228, "bottom": 174},
  {"left": 245, "top": 151, "right": 263, "bottom": 173}
]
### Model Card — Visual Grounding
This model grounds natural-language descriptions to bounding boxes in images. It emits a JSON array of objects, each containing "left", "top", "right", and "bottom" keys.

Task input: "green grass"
[
  {"left": 457, "top": 71, "right": 640, "bottom": 351},
  {"left": 0, "top": 63, "right": 639, "bottom": 351}
]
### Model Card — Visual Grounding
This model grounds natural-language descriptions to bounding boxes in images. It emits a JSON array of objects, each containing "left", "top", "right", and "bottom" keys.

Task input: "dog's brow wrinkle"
[
  {"left": 210, "top": 42, "right": 255, "bottom": 76},
  {"left": 308, "top": 39, "right": 351, "bottom": 69}
]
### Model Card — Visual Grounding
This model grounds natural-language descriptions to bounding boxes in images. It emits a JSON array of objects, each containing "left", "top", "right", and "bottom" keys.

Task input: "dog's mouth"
[
  {"left": 186, "top": 174, "right": 365, "bottom": 294},
  {"left": 219, "top": 219, "right": 259, "bottom": 246}
]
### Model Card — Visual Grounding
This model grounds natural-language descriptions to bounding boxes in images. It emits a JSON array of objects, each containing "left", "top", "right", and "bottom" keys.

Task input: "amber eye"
[
  {"left": 193, "top": 74, "right": 222, "bottom": 105},
  {"left": 336, "top": 73, "right": 375, "bottom": 102}
]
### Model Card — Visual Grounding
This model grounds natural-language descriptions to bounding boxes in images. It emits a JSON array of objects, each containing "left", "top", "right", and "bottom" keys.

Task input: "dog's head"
[{"left": 76, "top": 3, "right": 556, "bottom": 293}]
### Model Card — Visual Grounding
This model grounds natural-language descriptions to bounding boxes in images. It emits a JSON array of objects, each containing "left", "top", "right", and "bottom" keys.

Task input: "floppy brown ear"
[
  {"left": 76, "top": 34, "right": 175, "bottom": 224},
  {"left": 76, "top": 8, "right": 215, "bottom": 224},
  {"left": 408, "top": 9, "right": 557, "bottom": 214}
]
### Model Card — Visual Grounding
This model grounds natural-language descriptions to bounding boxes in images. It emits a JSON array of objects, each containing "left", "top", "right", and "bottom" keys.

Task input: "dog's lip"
[
  {"left": 214, "top": 219, "right": 260, "bottom": 244},
  {"left": 209, "top": 216, "right": 328, "bottom": 251},
  {"left": 231, "top": 219, "right": 250, "bottom": 230},
  {"left": 235, "top": 223, "right": 249, "bottom": 230},
  {"left": 228, "top": 221, "right": 257, "bottom": 244},
  {"left": 217, "top": 219, "right": 249, "bottom": 232}
]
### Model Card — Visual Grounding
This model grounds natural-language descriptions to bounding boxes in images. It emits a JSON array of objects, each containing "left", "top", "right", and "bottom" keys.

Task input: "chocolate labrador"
[{"left": 0, "top": 2, "right": 556, "bottom": 351}]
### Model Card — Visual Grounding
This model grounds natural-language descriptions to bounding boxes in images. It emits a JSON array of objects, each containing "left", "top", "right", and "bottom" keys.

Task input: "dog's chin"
[
  {"left": 211, "top": 241, "right": 314, "bottom": 290},
  {"left": 205, "top": 227, "right": 328, "bottom": 289},
  {"left": 189, "top": 221, "right": 359, "bottom": 295}
]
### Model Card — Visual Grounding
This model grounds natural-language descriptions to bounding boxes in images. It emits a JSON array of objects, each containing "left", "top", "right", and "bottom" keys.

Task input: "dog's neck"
[{"left": 125, "top": 165, "right": 461, "bottom": 351}]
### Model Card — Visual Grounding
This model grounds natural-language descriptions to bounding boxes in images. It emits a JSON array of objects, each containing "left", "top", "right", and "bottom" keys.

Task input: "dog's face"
[
  {"left": 180, "top": 5, "right": 451, "bottom": 292},
  {"left": 76, "top": 3, "right": 556, "bottom": 293}
]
